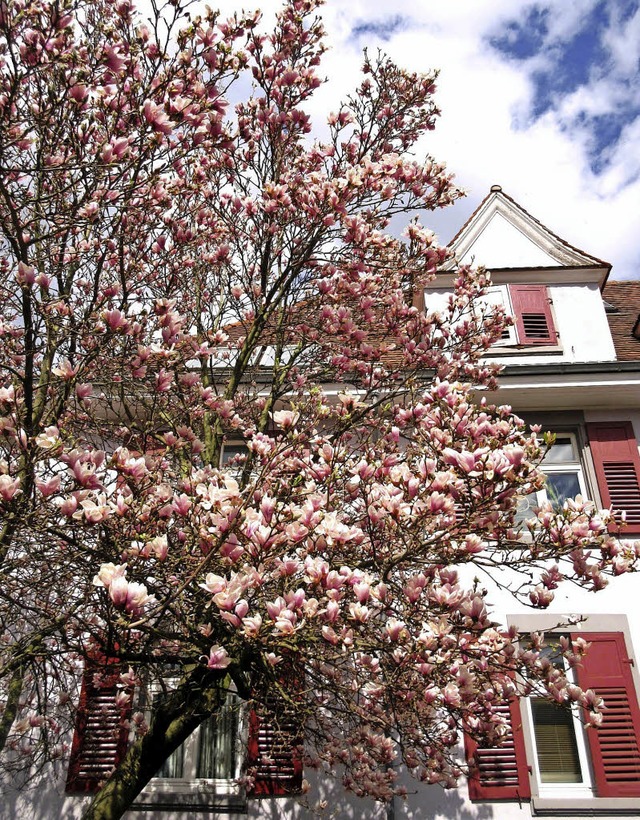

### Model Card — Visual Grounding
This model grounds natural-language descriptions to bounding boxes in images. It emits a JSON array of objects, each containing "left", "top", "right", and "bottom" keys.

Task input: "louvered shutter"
[
  {"left": 247, "top": 693, "right": 303, "bottom": 796},
  {"left": 509, "top": 285, "right": 556, "bottom": 346},
  {"left": 572, "top": 632, "right": 640, "bottom": 797},
  {"left": 66, "top": 665, "right": 130, "bottom": 793},
  {"left": 587, "top": 422, "right": 640, "bottom": 534},
  {"left": 465, "top": 696, "right": 531, "bottom": 800}
]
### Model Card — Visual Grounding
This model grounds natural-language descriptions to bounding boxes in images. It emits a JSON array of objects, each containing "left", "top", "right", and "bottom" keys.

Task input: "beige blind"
[{"left": 531, "top": 699, "right": 582, "bottom": 783}]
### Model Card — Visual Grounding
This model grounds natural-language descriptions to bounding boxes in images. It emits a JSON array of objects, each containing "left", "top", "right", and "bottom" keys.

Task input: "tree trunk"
[
  {"left": 82, "top": 668, "right": 226, "bottom": 820},
  {"left": 0, "top": 666, "right": 23, "bottom": 754}
]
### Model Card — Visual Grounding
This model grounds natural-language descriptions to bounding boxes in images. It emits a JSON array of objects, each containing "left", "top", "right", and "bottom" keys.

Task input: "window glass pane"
[
  {"left": 197, "top": 696, "right": 241, "bottom": 779},
  {"left": 480, "top": 286, "right": 514, "bottom": 343},
  {"left": 221, "top": 444, "right": 248, "bottom": 466},
  {"left": 157, "top": 743, "right": 185, "bottom": 778},
  {"left": 539, "top": 642, "right": 565, "bottom": 670},
  {"left": 515, "top": 490, "right": 540, "bottom": 523},
  {"left": 531, "top": 699, "right": 583, "bottom": 783},
  {"left": 542, "top": 438, "right": 576, "bottom": 464},
  {"left": 545, "top": 472, "right": 581, "bottom": 508}
]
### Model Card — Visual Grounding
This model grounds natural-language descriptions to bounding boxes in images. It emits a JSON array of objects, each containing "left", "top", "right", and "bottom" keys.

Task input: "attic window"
[{"left": 479, "top": 285, "right": 558, "bottom": 347}]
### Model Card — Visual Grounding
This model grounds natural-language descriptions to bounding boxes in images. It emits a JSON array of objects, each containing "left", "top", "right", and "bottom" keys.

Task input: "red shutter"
[
  {"left": 465, "top": 697, "right": 531, "bottom": 801},
  {"left": 65, "top": 665, "right": 131, "bottom": 793},
  {"left": 572, "top": 632, "right": 640, "bottom": 797},
  {"left": 587, "top": 422, "right": 640, "bottom": 534},
  {"left": 509, "top": 285, "right": 556, "bottom": 345},
  {"left": 247, "top": 694, "right": 303, "bottom": 796}
]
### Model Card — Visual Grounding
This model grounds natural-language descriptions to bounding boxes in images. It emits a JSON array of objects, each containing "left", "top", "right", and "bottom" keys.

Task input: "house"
[
  {"left": 414, "top": 186, "right": 640, "bottom": 819},
  {"left": 7, "top": 187, "right": 640, "bottom": 820}
]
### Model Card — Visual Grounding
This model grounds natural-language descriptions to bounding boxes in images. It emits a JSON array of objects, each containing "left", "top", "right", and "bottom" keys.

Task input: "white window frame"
[
  {"left": 423, "top": 286, "right": 519, "bottom": 347},
  {"left": 517, "top": 433, "right": 588, "bottom": 523},
  {"left": 135, "top": 685, "right": 246, "bottom": 809},
  {"left": 481, "top": 285, "right": 518, "bottom": 346},
  {"left": 524, "top": 640, "right": 594, "bottom": 798}
]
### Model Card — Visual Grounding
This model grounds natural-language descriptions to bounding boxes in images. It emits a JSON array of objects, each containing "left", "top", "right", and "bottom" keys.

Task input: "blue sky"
[
  {"left": 488, "top": 1, "right": 640, "bottom": 176},
  {"left": 214, "top": 0, "right": 640, "bottom": 279}
]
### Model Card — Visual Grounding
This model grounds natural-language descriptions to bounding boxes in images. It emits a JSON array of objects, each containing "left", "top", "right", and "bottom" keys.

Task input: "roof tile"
[{"left": 603, "top": 281, "right": 640, "bottom": 361}]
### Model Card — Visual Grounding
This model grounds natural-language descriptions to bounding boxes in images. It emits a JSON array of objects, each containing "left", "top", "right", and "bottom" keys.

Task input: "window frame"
[
  {"left": 518, "top": 432, "right": 589, "bottom": 521},
  {"left": 135, "top": 684, "right": 247, "bottom": 811},
  {"left": 523, "top": 637, "right": 595, "bottom": 797},
  {"left": 422, "top": 283, "right": 560, "bottom": 352},
  {"left": 503, "top": 614, "right": 640, "bottom": 814},
  {"left": 482, "top": 285, "right": 518, "bottom": 347},
  {"left": 481, "top": 284, "right": 559, "bottom": 351}
]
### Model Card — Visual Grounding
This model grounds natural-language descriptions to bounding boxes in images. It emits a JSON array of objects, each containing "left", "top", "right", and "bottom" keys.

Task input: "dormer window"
[{"left": 425, "top": 282, "right": 560, "bottom": 352}]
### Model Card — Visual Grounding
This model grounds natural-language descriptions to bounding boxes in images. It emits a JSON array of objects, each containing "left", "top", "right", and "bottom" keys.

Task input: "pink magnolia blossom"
[
  {"left": 0, "top": 475, "right": 21, "bottom": 502},
  {"left": 36, "top": 476, "right": 61, "bottom": 497},
  {"left": 271, "top": 409, "right": 300, "bottom": 430},
  {"left": 143, "top": 100, "right": 172, "bottom": 135},
  {"left": 205, "top": 645, "right": 231, "bottom": 669},
  {"left": 16, "top": 262, "right": 36, "bottom": 285}
]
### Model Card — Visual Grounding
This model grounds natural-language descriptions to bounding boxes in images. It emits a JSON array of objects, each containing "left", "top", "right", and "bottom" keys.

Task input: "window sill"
[
  {"left": 135, "top": 780, "right": 246, "bottom": 813},
  {"left": 487, "top": 345, "right": 563, "bottom": 356},
  {"left": 532, "top": 796, "right": 640, "bottom": 815}
]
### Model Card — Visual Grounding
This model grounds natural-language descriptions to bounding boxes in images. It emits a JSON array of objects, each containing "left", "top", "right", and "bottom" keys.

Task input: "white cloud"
[
  {"left": 186, "top": 0, "right": 640, "bottom": 279},
  {"left": 602, "top": 3, "right": 640, "bottom": 76},
  {"left": 324, "top": 0, "right": 640, "bottom": 279}
]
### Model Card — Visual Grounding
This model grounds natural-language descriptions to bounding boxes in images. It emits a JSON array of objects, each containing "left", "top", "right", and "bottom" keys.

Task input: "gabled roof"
[
  {"left": 444, "top": 186, "right": 610, "bottom": 281},
  {"left": 603, "top": 281, "right": 640, "bottom": 362}
]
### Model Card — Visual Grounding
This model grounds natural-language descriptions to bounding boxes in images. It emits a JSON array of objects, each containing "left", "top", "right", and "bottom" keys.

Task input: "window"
[
  {"left": 480, "top": 284, "right": 557, "bottom": 348},
  {"left": 424, "top": 283, "right": 558, "bottom": 349},
  {"left": 149, "top": 688, "right": 244, "bottom": 801},
  {"left": 517, "top": 433, "right": 587, "bottom": 523},
  {"left": 66, "top": 671, "right": 303, "bottom": 804},
  {"left": 221, "top": 442, "right": 249, "bottom": 467},
  {"left": 481, "top": 286, "right": 517, "bottom": 345},
  {"left": 465, "top": 629, "right": 640, "bottom": 809},
  {"left": 526, "top": 640, "right": 593, "bottom": 793}
]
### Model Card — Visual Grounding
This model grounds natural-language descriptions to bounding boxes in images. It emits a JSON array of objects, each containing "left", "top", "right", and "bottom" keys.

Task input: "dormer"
[{"left": 424, "top": 186, "right": 617, "bottom": 365}]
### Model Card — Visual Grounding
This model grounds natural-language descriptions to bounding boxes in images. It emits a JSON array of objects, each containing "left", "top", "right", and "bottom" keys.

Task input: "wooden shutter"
[
  {"left": 247, "top": 694, "right": 303, "bottom": 796},
  {"left": 587, "top": 421, "right": 640, "bottom": 534},
  {"left": 572, "top": 632, "right": 640, "bottom": 797},
  {"left": 65, "top": 665, "right": 131, "bottom": 793},
  {"left": 465, "top": 696, "right": 531, "bottom": 800},
  {"left": 509, "top": 285, "right": 556, "bottom": 346}
]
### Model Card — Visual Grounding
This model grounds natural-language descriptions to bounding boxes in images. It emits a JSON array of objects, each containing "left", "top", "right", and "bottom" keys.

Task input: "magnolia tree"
[{"left": 0, "top": 0, "right": 637, "bottom": 818}]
